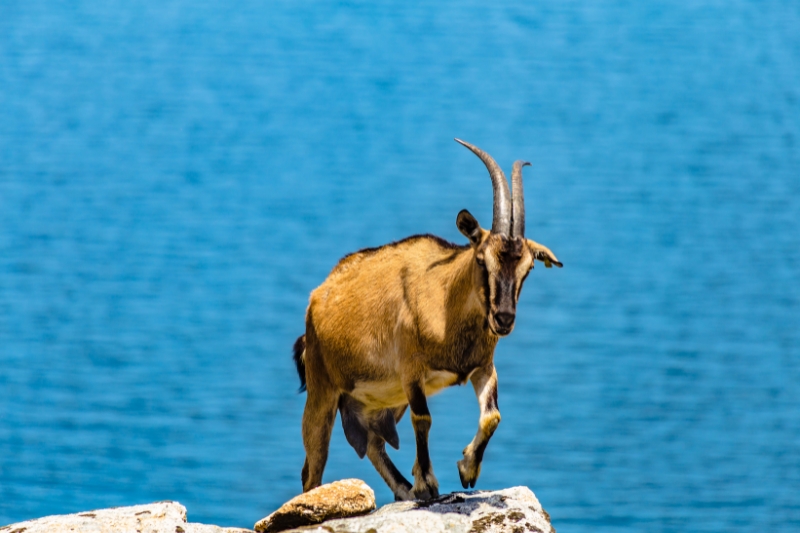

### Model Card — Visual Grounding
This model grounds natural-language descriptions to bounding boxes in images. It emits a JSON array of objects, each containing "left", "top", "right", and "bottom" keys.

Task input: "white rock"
[
  {"left": 1, "top": 486, "right": 554, "bottom": 533},
  {"left": 0, "top": 501, "right": 253, "bottom": 533},
  {"left": 280, "top": 486, "right": 555, "bottom": 533}
]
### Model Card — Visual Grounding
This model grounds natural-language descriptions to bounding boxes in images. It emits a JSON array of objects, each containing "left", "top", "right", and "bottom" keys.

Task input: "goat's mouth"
[{"left": 489, "top": 316, "right": 515, "bottom": 337}]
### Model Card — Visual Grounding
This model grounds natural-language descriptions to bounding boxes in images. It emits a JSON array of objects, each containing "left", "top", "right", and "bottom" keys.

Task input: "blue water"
[{"left": 1, "top": 1, "right": 799, "bottom": 531}]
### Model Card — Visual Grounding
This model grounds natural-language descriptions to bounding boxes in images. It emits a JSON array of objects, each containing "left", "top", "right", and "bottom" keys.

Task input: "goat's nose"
[{"left": 495, "top": 312, "right": 515, "bottom": 329}]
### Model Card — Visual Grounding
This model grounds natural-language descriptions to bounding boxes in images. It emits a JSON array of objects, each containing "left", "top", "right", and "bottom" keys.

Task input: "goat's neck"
[
  {"left": 430, "top": 249, "right": 495, "bottom": 370},
  {"left": 446, "top": 249, "right": 489, "bottom": 328}
]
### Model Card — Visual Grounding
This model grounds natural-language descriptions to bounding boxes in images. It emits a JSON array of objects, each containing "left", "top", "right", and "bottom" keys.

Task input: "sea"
[{"left": 1, "top": 1, "right": 798, "bottom": 531}]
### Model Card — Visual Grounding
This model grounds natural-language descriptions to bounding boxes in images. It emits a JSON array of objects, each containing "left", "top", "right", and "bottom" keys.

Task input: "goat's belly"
[
  {"left": 350, "top": 370, "right": 460, "bottom": 409},
  {"left": 350, "top": 381, "right": 407, "bottom": 409}
]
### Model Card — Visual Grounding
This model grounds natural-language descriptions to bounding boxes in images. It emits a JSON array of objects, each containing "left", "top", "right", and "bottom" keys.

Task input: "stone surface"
[
  {"left": 0, "top": 501, "right": 253, "bottom": 533},
  {"left": 254, "top": 479, "right": 376, "bottom": 533},
  {"left": 280, "top": 486, "right": 555, "bottom": 533},
  {"left": 1, "top": 485, "right": 552, "bottom": 533}
]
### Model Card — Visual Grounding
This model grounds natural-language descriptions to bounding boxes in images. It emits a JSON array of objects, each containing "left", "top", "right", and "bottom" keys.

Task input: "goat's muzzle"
[{"left": 492, "top": 312, "right": 516, "bottom": 336}]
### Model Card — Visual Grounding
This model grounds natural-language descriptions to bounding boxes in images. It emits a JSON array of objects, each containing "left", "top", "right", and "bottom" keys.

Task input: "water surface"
[{"left": 1, "top": 1, "right": 799, "bottom": 531}]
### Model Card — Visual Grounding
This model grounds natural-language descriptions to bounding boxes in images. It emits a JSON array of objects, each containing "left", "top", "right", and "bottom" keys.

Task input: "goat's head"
[{"left": 454, "top": 139, "right": 560, "bottom": 337}]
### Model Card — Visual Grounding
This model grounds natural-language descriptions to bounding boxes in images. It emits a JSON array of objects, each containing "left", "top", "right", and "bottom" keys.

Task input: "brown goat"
[{"left": 293, "top": 139, "right": 562, "bottom": 500}]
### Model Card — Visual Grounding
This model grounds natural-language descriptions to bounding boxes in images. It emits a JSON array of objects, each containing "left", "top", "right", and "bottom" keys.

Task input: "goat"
[{"left": 292, "top": 139, "right": 562, "bottom": 501}]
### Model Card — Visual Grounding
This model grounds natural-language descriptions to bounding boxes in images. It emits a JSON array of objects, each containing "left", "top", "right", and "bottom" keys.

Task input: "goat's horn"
[
  {"left": 455, "top": 138, "right": 511, "bottom": 235},
  {"left": 511, "top": 161, "right": 530, "bottom": 238}
]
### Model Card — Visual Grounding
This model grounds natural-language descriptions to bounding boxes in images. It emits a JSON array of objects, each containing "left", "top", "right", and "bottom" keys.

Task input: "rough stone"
[
  {"left": 0, "top": 501, "right": 253, "bottom": 533},
  {"left": 254, "top": 479, "right": 376, "bottom": 533},
  {"left": 1, "top": 485, "right": 552, "bottom": 533},
  {"left": 279, "top": 486, "right": 554, "bottom": 533}
]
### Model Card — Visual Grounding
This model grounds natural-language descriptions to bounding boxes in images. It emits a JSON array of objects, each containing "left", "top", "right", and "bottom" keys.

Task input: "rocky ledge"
[
  {"left": 271, "top": 485, "right": 554, "bottom": 533},
  {"left": 2, "top": 482, "right": 554, "bottom": 533},
  {"left": 0, "top": 501, "right": 251, "bottom": 533}
]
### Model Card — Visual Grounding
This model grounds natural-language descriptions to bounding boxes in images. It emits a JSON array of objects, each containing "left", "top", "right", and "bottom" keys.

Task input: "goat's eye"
[{"left": 476, "top": 257, "right": 485, "bottom": 267}]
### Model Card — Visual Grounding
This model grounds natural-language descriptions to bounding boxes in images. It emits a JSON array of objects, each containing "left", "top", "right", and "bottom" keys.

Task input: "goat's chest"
[{"left": 425, "top": 333, "right": 494, "bottom": 378}]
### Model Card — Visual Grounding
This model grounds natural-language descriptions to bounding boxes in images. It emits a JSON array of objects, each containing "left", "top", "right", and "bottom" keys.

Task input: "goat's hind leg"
[
  {"left": 340, "top": 398, "right": 413, "bottom": 501},
  {"left": 366, "top": 431, "right": 414, "bottom": 501},
  {"left": 301, "top": 383, "right": 338, "bottom": 492},
  {"left": 365, "top": 407, "right": 413, "bottom": 501}
]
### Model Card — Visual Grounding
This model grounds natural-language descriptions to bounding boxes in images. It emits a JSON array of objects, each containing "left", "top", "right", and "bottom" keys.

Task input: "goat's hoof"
[
  {"left": 411, "top": 460, "right": 439, "bottom": 500},
  {"left": 457, "top": 457, "right": 480, "bottom": 489},
  {"left": 412, "top": 484, "right": 439, "bottom": 501},
  {"left": 412, "top": 473, "right": 439, "bottom": 500}
]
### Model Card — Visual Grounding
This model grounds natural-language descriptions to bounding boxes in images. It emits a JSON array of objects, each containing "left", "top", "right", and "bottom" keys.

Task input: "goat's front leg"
[
  {"left": 458, "top": 364, "right": 500, "bottom": 488},
  {"left": 402, "top": 375, "right": 439, "bottom": 500}
]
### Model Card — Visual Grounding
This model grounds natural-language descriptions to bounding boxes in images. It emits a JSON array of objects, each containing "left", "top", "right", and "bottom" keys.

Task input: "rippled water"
[{"left": 1, "top": 1, "right": 799, "bottom": 531}]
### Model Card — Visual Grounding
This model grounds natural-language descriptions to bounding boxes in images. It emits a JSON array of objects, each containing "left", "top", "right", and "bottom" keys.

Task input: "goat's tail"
[{"left": 292, "top": 335, "right": 307, "bottom": 392}]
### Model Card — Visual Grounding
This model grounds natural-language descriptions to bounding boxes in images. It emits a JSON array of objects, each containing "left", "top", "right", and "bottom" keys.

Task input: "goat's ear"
[
  {"left": 526, "top": 239, "right": 563, "bottom": 268},
  {"left": 456, "top": 209, "right": 483, "bottom": 246}
]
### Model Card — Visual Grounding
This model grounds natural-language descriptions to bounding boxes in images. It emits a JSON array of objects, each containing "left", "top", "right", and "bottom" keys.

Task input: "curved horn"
[
  {"left": 511, "top": 160, "right": 530, "bottom": 238},
  {"left": 455, "top": 138, "right": 511, "bottom": 235}
]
